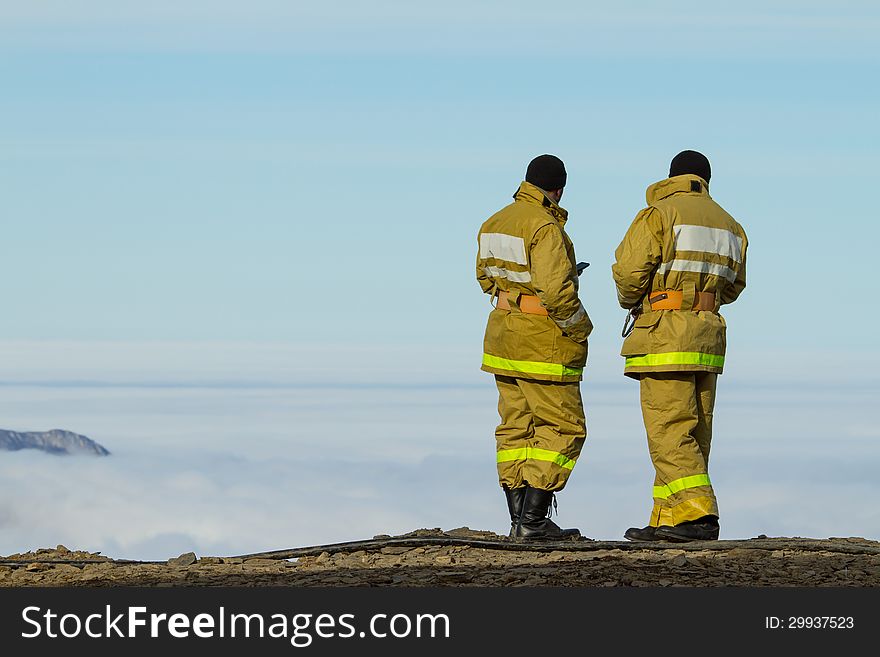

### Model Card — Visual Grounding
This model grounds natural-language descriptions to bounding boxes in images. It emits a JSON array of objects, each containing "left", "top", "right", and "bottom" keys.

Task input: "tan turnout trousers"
[
  {"left": 640, "top": 372, "right": 719, "bottom": 526},
  {"left": 494, "top": 374, "right": 586, "bottom": 492}
]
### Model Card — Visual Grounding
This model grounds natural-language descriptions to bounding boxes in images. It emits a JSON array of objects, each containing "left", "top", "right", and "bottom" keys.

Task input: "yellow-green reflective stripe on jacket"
[
  {"left": 653, "top": 474, "right": 712, "bottom": 500},
  {"left": 482, "top": 353, "right": 583, "bottom": 377},
  {"left": 496, "top": 447, "right": 577, "bottom": 471},
  {"left": 625, "top": 352, "right": 725, "bottom": 368}
]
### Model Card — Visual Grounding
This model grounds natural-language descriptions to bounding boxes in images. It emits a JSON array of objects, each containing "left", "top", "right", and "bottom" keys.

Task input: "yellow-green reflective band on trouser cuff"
[
  {"left": 653, "top": 474, "right": 712, "bottom": 500},
  {"left": 482, "top": 354, "right": 583, "bottom": 377},
  {"left": 497, "top": 447, "right": 577, "bottom": 470},
  {"left": 625, "top": 352, "right": 725, "bottom": 368}
]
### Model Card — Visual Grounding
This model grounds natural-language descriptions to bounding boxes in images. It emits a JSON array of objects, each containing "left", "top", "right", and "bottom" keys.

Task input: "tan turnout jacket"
[
  {"left": 477, "top": 182, "right": 592, "bottom": 383},
  {"left": 612, "top": 174, "right": 748, "bottom": 378}
]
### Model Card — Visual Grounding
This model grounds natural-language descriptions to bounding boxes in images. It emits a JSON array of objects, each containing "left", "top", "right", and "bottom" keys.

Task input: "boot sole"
[
  {"left": 624, "top": 526, "right": 675, "bottom": 542},
  {"left": 624, "top": 533, "right": 666, "bottom": 543},
  {"left": 654, "top": 529, "right": 719, "bottom": 542},
  {"left": 512, "top": 533, "right": 581, "bottom": 542}
]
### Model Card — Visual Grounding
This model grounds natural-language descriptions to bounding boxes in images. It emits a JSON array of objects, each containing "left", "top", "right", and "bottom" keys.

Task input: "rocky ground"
[{"left": 3, "top": 528, "right": 880, "bottom": 587}]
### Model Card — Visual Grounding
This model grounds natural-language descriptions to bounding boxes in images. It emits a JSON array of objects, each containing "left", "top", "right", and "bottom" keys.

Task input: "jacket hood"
[
  {"left": 514, "top": 181, "right": 569, "bottom": 225},
  {"left": 646, "top": 174, "right": 711, "bottom": 205}
]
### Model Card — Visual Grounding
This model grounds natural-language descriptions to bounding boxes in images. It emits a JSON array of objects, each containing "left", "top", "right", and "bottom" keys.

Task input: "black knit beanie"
[
  {"left": 669, "top": 150, "right": 711, "bottom": 183},
  {"left": 525, "top": 154, "right": 567, "bottom": 191}
]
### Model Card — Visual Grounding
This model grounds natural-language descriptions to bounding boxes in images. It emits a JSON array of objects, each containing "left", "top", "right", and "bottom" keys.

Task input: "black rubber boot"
[
  {"left": 502, "top": 486, "right": 526, "bottom": 538},
  {"left": 513, "top": 487, "right": 580, "bottom": 541},
  {"left": 624, "top": 525, "right": 671, "bottom": 542},
  {"left": 654, "top": 516, "right": 720, "bottom": 542}
]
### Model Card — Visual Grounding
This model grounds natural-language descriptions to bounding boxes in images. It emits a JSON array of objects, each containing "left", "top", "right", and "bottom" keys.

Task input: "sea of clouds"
[{"left": 1, "top": 340, "right": 877, "bottom": 561}]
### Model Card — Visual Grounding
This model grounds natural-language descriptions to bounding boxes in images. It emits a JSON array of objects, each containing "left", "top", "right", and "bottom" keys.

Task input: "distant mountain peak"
[{"left": 0, "top": 429, "right": 110, "bottom": 456}]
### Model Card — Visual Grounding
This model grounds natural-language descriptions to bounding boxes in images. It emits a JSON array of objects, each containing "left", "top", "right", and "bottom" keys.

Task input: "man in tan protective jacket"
[
  {"left": 612, "top": 150, "right": 747, "bottom": 542},
  {"left": 477, "top": 154, "right": 592, "bottom": 541}
]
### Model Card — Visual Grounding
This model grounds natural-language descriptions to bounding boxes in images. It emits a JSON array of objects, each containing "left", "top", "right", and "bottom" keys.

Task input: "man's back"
[
  {"left": 477, "top": 180, "right": 590, "bottom": 383},
  {"left": 648, "top": 176, "right": 747, "bottom": 303},
  {"left": 612, "top": 172, "right": 747, "bottom": 378},
  {"left": 477, "top": 182, "right": 563, "bottom": 297}
]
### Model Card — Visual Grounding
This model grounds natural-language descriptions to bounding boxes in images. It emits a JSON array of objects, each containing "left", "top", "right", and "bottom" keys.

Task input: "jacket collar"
[
  {"left": 646, "top": 174, "right": 711, "bottom": 205},
  {"left": 513, "top": 181, "right": 569, "bottom": 225}
]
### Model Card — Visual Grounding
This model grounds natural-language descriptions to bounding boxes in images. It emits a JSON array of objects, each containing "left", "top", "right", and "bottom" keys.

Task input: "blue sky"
[
  {"left": 1, "top": 2, "right": 879, "bottom": 558},
  {"left": 2, "top": 1, "right": 878, "bottom": 349}
]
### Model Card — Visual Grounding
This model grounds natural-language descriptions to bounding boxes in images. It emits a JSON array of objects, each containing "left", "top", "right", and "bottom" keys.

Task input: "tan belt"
[
  {"left": 496, "top": 290, "right": 549, "bottom": 316},
  {"left": 649, "top": 290, "right": 716, "bottom": 311}
]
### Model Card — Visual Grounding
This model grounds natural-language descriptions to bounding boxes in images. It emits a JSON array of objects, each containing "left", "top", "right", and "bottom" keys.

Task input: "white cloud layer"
[{"left": 1, "top": 341, "right": 876, "bottom": 561}]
